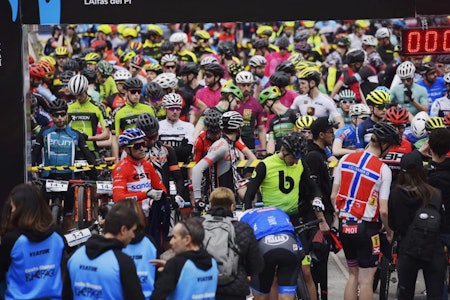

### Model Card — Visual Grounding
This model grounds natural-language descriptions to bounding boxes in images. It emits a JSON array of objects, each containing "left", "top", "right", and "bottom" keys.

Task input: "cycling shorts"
[
  {"left": 251, "top": 234, "right": 303, "bottom": 294},
  {"left": 339, "top": 219, "right": 382, "bottom": 268}
]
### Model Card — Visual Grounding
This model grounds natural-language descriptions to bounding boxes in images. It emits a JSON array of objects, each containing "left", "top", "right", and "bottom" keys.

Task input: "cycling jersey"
[
  {"left": 390, "top": 83, "right": 430, "bottom": 116},
  {"left": 143, "top": 41, "right": 162, "bottom": 61},
  {"left": 291, "top": 93, "right": 340, "bottom": 119},
  {"left": 334, "top": 124, "right": 357, "bottom": 150},
  {"left": 234, "top": 95, "right": 266, "bottom": 149},
  {"left": 158, "top": 119, "right": 195, "bottom": 163},
  {"left": 366, "top": 51, "right": 385, "bottom": 73},
  {"left": 99, "top": 76, "right": 119, "bottom": 101},
  {"left": 429, "top": 95, "right": 450, "bottom": 117},
  {"left": 268, "top": 108, "right": 299, "bottom": 151},
  {"left": 113, "top": 102, "right": 155, "bottom": 135},
  {"left": 240, "top": 207, "right": 296, "bottom": 240},
  {"left": 339, "top": 65, "right": 378, "bottom": 102},
  {"left": 355, "top": 118, "right": 377, "bottom": 149},
  {"left": 192, "top": 130, "right": 216, "bottom": 163},
  {"left": 103, "top": 92, "right": 127, "bottom": 111},
  {"left": 417, "top": 77, "right": 446, "bottom": 107},
  {"left": 195, "top": 86, "right": 221, "bottom": 108},
  {"left": 382, "top": 137, "right": 413, "bottom": 179}
]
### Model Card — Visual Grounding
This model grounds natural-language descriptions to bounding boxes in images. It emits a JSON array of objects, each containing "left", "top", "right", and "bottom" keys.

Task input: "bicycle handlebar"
[{"left": 294, "top": 218, "right": 323, "bottom": 235}]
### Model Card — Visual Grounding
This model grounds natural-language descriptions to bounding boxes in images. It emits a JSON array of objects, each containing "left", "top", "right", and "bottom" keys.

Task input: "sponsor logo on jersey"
[{"left": 264, "top": 234, "right": 289, "bottom": 246}]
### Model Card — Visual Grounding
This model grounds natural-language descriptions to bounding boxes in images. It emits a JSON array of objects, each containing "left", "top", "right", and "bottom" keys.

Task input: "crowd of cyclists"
[{"left": 22, "top": 16, "right": 450, "bottom": 299}]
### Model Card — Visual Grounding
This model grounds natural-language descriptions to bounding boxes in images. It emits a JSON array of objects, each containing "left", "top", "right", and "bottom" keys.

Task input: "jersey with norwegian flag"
[{"left": 335, "top": 151, "right": 390, "bottom": 222}]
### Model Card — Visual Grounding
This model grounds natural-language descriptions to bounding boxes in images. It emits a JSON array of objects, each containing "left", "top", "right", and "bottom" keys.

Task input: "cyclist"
[
  {"left": 429, "top": 72, "right": 450, "bottom": 117},
  {"left": 112, "top": 128, "right": 168, "bottom": 245},
  {"left": 291, "top": 67, "right": 344, "bottom": 127},
  {"left": 335, "top": 89, "right": 357, "bottom": 126},
  {"left": 160, "top": 54, "right": 179, "bottom": 75},
  {"left": 169, "top": 32, "right": 197, "bottom": 63},
  {"left": 404, "top": 111, "right": 429, "bottom": 150},
  {"left": 31, "top": 99, "right": 96, "bottom": 233},
  {"left": 243, "top": 131, "right": 326, "bottom": 300},
  {"left": 361, "top": 35, "right": 386, "bottom": 74},
  {"left": 323, "top": 36, "right": 350, "bottom": 93},
  {"left": 248, "top": 55, "right": 270, "bottom": 97},
  {"left": 192, "top": 29, "right": 216, "bottom": 61},
  {"left": 143, "top": 24, "right": 164, "bottom": 61},
  {"left": 295, "top": 115, "right": 316, "bottom": 141},
  {"left": 331, "top": 122, "right": 400, "bottom": 300},
  {"left": 103, "top": 69, "right": 133, "bottom": 112},
  {"left": 192, "top": 108, "right": 223, "bottom": 163},
  {"left": 195, "top": 63, "right": 225, "bottom": 108},
  {"left": 144, "top": 81, "right": 166, "bottom": 120},
  {"left": 67, "top": 74, "right": 110, "bottom": 157},
  {"left": 96, "top": 60, "right": 118, "bottom": 102}
]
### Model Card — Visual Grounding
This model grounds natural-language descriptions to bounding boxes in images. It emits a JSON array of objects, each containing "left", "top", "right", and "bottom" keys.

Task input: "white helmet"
[
  {"left": 443, "top": 72, "right": 450, "bottom": 84},
  {"left": 169, "top": 32, "right": 188, "bottom": 44},
  {"left": 411, "top": 111, "right": 429, "bottom": 139},
  {"left": 235, "top": 71, "right": 255, "bottom": 84},
  {"left": 113, "top": 69, "right": 132, "bottom": 81},
  {"left": 349, "top": 103, "right": 371, "bottom": 117},
  {"left": 162, "top": 93, "right": 183, "bottom": 107},
  {"left": 68, "top": 74, "right": 88, "bottom": 96},
  {"left": 249, "top": 55, "right": 267, "bottom": 67},
  {"left": 375, "top": 27, "right": 390, "bottom": 39},
  {"left": 160, "top": 54, "right": 178, "bottom": 65},
  {"left": 338, "top": 89, "right": 356, "bottom": 100},
  {"left": 396, "top": 61, "right": 416, "bottom": 79},
  {"left": 154, "top": 73, "right": 178, "bottom": 89},
  {"left": 362, "top": 35, "right": 377, "bottom": 46},
  {"left": 200, "top": 55, "right": 218, "bottom": 67}
]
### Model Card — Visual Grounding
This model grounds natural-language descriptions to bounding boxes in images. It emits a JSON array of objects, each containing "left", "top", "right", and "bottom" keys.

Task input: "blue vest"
[
  {"left": 67, "top": 246, "right": 123, "bottom": 299},
  {"left": 240, "top": 207, "right": 295, "bottom": 240},
  {"left": 168, "top": 259, "right": 218, "bottom": 300},
  {"left": 6, "top": 232, "right": 64, "bottom": 300},
  {"left": 122, "top": 237, "right": 157, "bottom": 299}
]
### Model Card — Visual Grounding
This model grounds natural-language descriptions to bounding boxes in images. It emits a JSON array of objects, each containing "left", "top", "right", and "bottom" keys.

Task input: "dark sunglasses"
[
  {"left": 375, "top": 104, "right": 389, "bottom": 110},
  {"left": 300, "top": 130, "right": 311, "bottom": 135},
  {"left": 127, "top": 141, "right": 146, "bottom": 150},
  {"left": 51, "top": 111, "right": 67, "bottom": 118},
  {"left": 401, "top": 78, "right": 413, "bottom": 82},
  {"left": 128, "top": 89, "right": 141, "bottom": 95},
  {"left": 358, "top": 115, "right": 369, "bottom": 120},
  {"left": 151, "top": 97, "right": 160, "bottom": 102},
  {"left": 165, "top": 65, "right": 176, "bottom": 69},
  {"left": 167, "top": 106, "right": 181, "bottom": 111},
  {"left": 341, "top": 100, "right": 355, "bottom": 104},
  {"left": 204, "top": 72, "right": 214, "bottom": 78}
]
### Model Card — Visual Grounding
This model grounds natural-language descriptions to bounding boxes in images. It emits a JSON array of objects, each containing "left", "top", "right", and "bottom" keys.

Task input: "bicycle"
[
  {"left": 32, "top": 177, "right": 68, "bottom": 226},
  {"left": 372, "top": 232, "right": 398, "bottom": 300}
]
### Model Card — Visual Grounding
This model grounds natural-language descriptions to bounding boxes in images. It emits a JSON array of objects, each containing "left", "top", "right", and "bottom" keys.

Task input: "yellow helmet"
[
  {"left": 84, "top": 52, "right": 101, "bottom": 64},
  {"left": 295, "top": 61, "right": 317, "bottom": 72},
  {"left": 425, "top": 116, "right": 445, "bottom": 132},
  {"left": 287, "top": 53, "right": 304, "bottom": 68},
  {"left": 194, "top": 29, "right": 211, "bottom": 40},
  {"left": 366, "top": 90, "right": 391, "bottom": 105},
  {"left": 39, "top": 56, "right": 56, "bottom": 66},
  {"left": 147, "top": 24, "right": 163, "bottom": 36},
  {"left": 298, "top": 67, "right": 321, "bottom": 82},
  {"left": 55, "top": 46, "right": 69, "bottom": 57},
  {"left": 283, "top": 21, "right": 295, "bottom": 28},
  {"left": 303, "top": 21, "right": 316, "bottom": 28},
  {"left": 295, "top": 115, "right": 316, "bottom": 130},
  {"left": 256, "top": 25, "right": 274, "bottom": 37},
  {"left": 97, "top": 24, "right": 112, "bottom": 35},
  {"left": 354, "top": 20, "right": 370, "bottom": 29},
  {"left": 122, "top": 27, "right": 138, "bottom": 38}
]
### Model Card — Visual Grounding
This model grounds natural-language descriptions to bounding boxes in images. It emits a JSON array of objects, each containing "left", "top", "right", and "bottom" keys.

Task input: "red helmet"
[
  {"left": 29, "top": 64, "right": 46, "bottom": 79},
  {"left": 90, "top": 39, "right": 107, "bottom": 51},
  {"left": 385, "top": 106, "right": 409, "bottom": 124},
  {"left": 444, "top": 112, "right": 450, "bottom": 127}
]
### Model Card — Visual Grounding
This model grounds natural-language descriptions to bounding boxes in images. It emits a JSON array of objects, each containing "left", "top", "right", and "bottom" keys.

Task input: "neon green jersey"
[
  {"left": 113, "top": 102, "right": 155, "bottom": 135},
  {"left": 99, "top": 76, "right": 118, "bottom": 101}
]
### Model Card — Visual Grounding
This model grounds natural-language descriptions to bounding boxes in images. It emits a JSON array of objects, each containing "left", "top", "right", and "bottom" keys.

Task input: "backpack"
[
  {"left": 401, "top": 192, "right": 442, "bottom": 261},
  {"left": 202, "top": 214, "right": 240, "bottom": 286}
]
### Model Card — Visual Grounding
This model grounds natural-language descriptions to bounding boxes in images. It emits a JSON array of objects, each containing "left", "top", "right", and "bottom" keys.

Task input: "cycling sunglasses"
[
  {"left": 167, "top": 106, "right": 182, "bottom": 111},
  {"left": 341, "top": 100, "right": 355, "bottom": 104},
  {"left": 128, "top": 89, "right": 141, "bottom": 95},
  {"left": 127, "top": 141, "right": 146, "bottom": 150},
  {"left": 375, "top": 104, "right": 389, "bottom": 110},
  {"left": 51, "top": 111, "right": 67, "bottom": 118}
]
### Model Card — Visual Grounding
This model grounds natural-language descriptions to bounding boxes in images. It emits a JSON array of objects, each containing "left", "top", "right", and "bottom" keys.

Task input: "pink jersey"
[{"left": 195, "top": 86, "right": 221, "bottom": 108}]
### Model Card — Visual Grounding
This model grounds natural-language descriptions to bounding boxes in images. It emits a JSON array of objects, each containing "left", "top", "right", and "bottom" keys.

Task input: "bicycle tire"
[
  {"left": 373, "top": 266, "right": 381, "bottom": 292},
  {"left": 379, "top": 255, "right": 391, "bottom": 300},
  {"left": 77, "top": 186, "right": 85, "bottom": 229},
  {"left": 51, "top": 197, "right": 61, "bottom": 226},
  {"left": 296, "top": 267, "right": 311, "bottom": 300}
]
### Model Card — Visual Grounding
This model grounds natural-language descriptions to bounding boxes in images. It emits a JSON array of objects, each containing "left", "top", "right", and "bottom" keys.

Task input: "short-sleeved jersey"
[
  {"left": 113, "top": 102, "right": 155, "bottom": 135},
  {"left": 390, "top": 83, "right": 430, "bottom": 116},
  {"left": 291, "top": 93, "right": 341, "bottom": 119},
  {"left": 334, "top": 124, "right": 357, "bottom": 150},
  {"left": 268, "top": 108, "right": 300, "bottom": 151},
  {"left": 234, "top": 96, "right": 266, "bottom": 148}
]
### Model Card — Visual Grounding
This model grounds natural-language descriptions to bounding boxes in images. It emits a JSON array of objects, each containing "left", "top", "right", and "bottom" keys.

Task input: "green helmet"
[
  {"left": 221, "top": 81, "right": 243, "bottom": 100},
  {"left": 97, "top": 60, "right": 113, "bottom": 76},
  {"left": 258, "top": 86, "right": 281, "bottom": 105}
]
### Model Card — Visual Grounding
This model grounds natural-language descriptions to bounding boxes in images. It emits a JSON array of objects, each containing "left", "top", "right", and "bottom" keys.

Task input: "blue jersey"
[
  {"left": 417, "top": 76, "right": 446, "bottom": 107},
  {"left": 334, "top": 124, "right": 357, "bottom": 149},
  {"left": 356, "top": 118, "right": 376, "bottom": 149},
  {"left": 240, "top": 207, "right": 296, "bottom": 240}
]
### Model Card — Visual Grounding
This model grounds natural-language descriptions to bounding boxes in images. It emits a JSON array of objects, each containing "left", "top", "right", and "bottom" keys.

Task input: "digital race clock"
[{"left": 401, "top": 27, "right": 450, "bottom": 55}]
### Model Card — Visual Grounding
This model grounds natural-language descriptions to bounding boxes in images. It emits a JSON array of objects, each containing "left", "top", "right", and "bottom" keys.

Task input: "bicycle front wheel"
[
  {"left": 379, "top": 255, "right": 391, "bottom": 300},
  {"left": 296, "top": 267, "right": 311, "bottom": 300}
]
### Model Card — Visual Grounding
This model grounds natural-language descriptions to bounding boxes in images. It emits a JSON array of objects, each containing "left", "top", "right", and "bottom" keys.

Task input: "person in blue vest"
[
  {"left": 0, "top": 183, "right": 66, "bottom": 300},
  {"left": 150, "top": 217, "right": 218, "bottom": 300},
  {"left": 63, "top": 202, "right": 145, "bottom": 300}
]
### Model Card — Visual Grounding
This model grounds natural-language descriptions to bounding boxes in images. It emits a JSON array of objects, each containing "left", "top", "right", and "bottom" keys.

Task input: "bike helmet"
[
  {"left": 288, "top": 53, "right": 304, "bottom": 68},
  {"left": 200, "top": 55, "right": 219, "bottom": 67},
  {"left": 48, "top": 98, "right": 68, "bottom": 112},
  {"left": 29, "top": 64, "right": 46, "bottom": 79},
  {"left": 349, "top": 103, "right": 371, "bottom": 117},
  {"left": 146, "top": 81, "right": 164, "bottom": 99},
  {"left": 355, "top": 19, "right": 370, "bottom": 29},
  {"left": 294, "top": 41, "right": 312, "bottom": 53},
  {"left": 385, "top": 106, "right": 409, "bottom": 124},
  {"left": 294, "top": 30, "right": 309, "bottom": 42},
  {"left": 222, "top": 22, "right": 236, "bottom": 29},
  {"left": 258, "top": 86, "right": 281, "bottom": 105},
  {"left": 180, "top": 62, "right": 200, "bottom": 76},
  {"left": 90, "top": 40, "right": 107, "bottom": 51},
  {"left": 97, "top": 60, "right": 114, "bottom": 76},
  {"left": 144, "top": 63, "right": 163, "bottom": 74},
  {"left": 162, "top": 93, "right": 183, "bottom": 107},
  {"left": 269, "top": 71, "right": 290, "bottom": 87},
  {"left": 221, "top": 82, "right": 243, "bottom": 100},
  {"left": 256, "top": 25, "right": 273, "bottom": 38},
  {"left": 160, "top": 54, "right": 179, "bottom": 65},
  {"left": 338, "top": 89, "right": 356, "bottom": 100},
  {"left": 419, "top": 62, "right": 436, "bottom": 75},
  {"left": 252, "top": 38, "right": 269, "bottom": 50},
  {"left": 122, "top": 27, "right": 138, "bottom": 39},
  {"left": 298, "top": 67, "right": 321, "bottom": 85},
  {"left": 396, "top": 61, "right": 416, "bottom": 79},
  {"left": 84, "top": 52, "right": 102, "bottom": 64},
  {"left": 169, "top": 32, "right": 188, "bottom": 44},
  {"left": 130, "top": 55, "right": 145, "bottom": 68},
  {"left": 281, "top": 131, "right": 307, "bottom": 159},
  {"left": 444, "top": 112, "right": 450, "bottom": 127},
  {"left": 154, "top": 73, "right": 178, "bottom": 89},
  {"left": 276, "top": 36, "right": 290, "bottom": 49},
  {"left": 114, "top": 69, "right": 132, "bottom": 81},
  {"left": 361, "top": 35, "right": 377, "bottom": 47},
  {"left": 81, "top": 68, "right": 97, "bottom": 83},
  {"left": 123, "top": 77, "right": 143, "bottom": 90},
  {"left": 63, "top": 58, "right": 80, "bottom": 72},
  {"left": 147, "top": 24, "right": 163, "bottom": 36},
  {"left": 249, "top": 55, "right": 267, "bottom": 67},
  {"left": 275, "top": 61, "right": 296, "bottom": 76},
  {"left": 295, "top": 115, "right": 316, "bottom": 130},
  {"left": 443, "top": 72, "right": 450, "bottom": 84},
  {"left": 204, "top": 63, "right": 225, "bottom": 77},
  {"left": 60, "top": 70, "right": 76, "bottom": 83},
  {"left": 219, "top": 111, "right": 243, "bottom": 130},
  {"left": 136, "top": 113, "right": 159, "bottom": 135},
  {"left": 372, "top": 122, "right": 400, "bottom": 145},
  {"left": 295, "top": 61, "right": 317, "bottom": 72},
  {"left": 97, "top": 24, "right": 112, "bottom": 35},
  {"left": 235, "top": 71, "right": 255, "bottom": 84},
  {"left": 346, "top": 49, "right": 365, "bottom": 64},
  {"left": 375, "top": 27, "right": 390, "bottom": 39},
  {"left": 203, "top": 108, "right": 222, "bottom": 132},
  {"left": 227, "top": 63, "right": 245, "bottom": 78},
  {"left": 160, "top": 41, "right": 175, "bottom": 53},
  {"left": 425, "top": 116, "right": 445, "bottom": 132},
  {"left": 366, "top": 89, "right": 391, "bottom": 105},
  {"left": 68, "top": 74, "right": 89, "bottom": 96},
  {"left": 119, "top": 128, "right": 146, "bottom": 146},
  {"left": 303, "top": 21, "right": 316, "bottom": 28},
  {"left": 194, "top": 29, "right": 211, "bottom": 40},
  {"left": 411, "top": 111, "right": 429, "bottom": 139},
  {"left": 129, "top": 41, "right": 143, "bottom": 53},
  {"left": 55, "top": 46, "right": 69, "bottom": 57},
  {"left": 36, "top": 61, "right": 56, "bottom": 77},
  {"left": 336, "top": 36, "right": 351, "bottom": 48},
  {"left": 119, "top": 49, "right": 137, "bottom": 64}
]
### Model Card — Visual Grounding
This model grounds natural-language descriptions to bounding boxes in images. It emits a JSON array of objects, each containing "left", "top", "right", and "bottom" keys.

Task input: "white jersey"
[
  {"left": 158, "top": 119, "right": 195, "bottom": 148},
  {"left": 291, "top": 92, "right": 341, "bottom": 119},
  {"left": 429, "top": 95, "right": 450, "bottom": 117}
]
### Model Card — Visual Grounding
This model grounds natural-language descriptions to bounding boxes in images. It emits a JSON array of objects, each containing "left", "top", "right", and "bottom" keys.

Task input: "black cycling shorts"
[
  {"left": 339, "top": 219, "right": 382, "bottom": 268},
  {"left": 251, "top": 233, "right": 302, "bottom": 294}
]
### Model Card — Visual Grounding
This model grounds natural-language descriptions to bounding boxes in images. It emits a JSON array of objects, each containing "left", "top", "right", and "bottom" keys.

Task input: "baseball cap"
[
  {"left": 400, "top": 150, "right": 423, "bottom": 173},
  {"left": 310, "top": 116, "right": 338, "bottom": 136}
]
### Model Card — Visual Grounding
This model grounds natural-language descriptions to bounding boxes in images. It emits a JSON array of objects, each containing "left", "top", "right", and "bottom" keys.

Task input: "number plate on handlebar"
[
  {"left": 96, "top": 181, "right": 112, "bottom": 194},
  {"left": 45, "top": 179, "right": 69, "bottom": 192},
  {"left": 64, "top": 228, "right": 92, "bottom": 247}
]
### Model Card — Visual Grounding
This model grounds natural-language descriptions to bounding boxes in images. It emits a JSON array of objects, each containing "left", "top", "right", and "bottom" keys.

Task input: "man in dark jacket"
[{"left": 207, "top": 187, "right": 264, "bottom": 300}]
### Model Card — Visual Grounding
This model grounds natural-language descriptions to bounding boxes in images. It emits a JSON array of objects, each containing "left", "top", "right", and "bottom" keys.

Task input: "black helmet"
[
  {"left": 217, "top": 41, "right": 234, "bottom": 58},
  {"left": 136, "top": 113, "right": 159, "bottom": 135},
  {"left": 123, "top": 77, "right": 143, "bottom": 90},
  {"left": 146, "top": 81, "right": 163, "bottom": 99},
  {"left": 160, "top": 41, "right": 175, "bottom": 53},
  {"left": 346, "top": 49, "right": 365, "bottom": 64},
  {"left": 63, "top": 58, "right": 80, "bottom": 72},
  {"left": 373, "top": 122, "right": 400, "bottom": 146},
  {"left": 275, "top": 61, "right": 296, "bottom": 75},
  {"left": 204, "top": 63, "right": 225, "bottom": 77},
  {"left": 419, "top": 62, "right": 436, "bottom": 75},
  {"left": 48, "top": 98, "right": 68, "bottom": 112},
  {"left": 252, "top": 38, "right": 269, "bottom": 50},
  {"left": 203, "top": 108, "right": 222, "bottom": 132},
  {"left": 81, "top": 68, "right": 97, "bottom": 84},
  {"left": 60, "top": 70, "right": 76, "bottom": 83},
  {"left": 276, "top": 36, "right": 290, "bottom": 49},
  {"left": 269, "top": 71, "right": 290, "bottom": 87},
  {"left": 281, "top": 132, "right": 307, "bottom": 159},
  {"left": 180, "top": 62, "right": 200, "bottom": 76}
]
